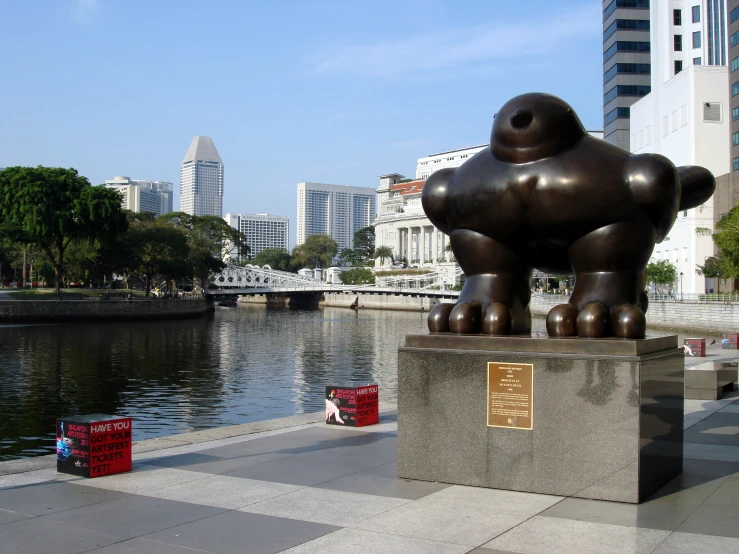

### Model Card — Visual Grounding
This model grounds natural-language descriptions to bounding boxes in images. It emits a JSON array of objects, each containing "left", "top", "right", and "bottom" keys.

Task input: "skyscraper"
[
  {"left": 296, "top": 182, "right": 376, "bottom": 251},
  {"left": 180, "top": 136, "right": 224, "bottom": 217},
  {"left": 728, "top": 1, "right": 739, "bottom": 211},
  {"left": 603, "top": 0, "right": 652, "bottom": 150}
]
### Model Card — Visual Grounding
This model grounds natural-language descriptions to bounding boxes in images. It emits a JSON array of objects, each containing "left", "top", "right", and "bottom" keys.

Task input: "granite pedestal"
[{"left": 397, "top": 333, "right": 684, "bottom": 504}]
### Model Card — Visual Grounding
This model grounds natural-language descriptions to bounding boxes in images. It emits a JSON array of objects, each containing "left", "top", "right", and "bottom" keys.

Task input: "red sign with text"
[
  {"left": 325, "top": 384, "right": 379, "bottom": 427},
  {"left": 57, "top": 415, "right": 132, "bottom": 478}
]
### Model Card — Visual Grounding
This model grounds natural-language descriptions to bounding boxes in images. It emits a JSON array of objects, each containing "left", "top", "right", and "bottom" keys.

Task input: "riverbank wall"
[
  {"left": 240, "top": 291, "right": 739, "bottom": 334},
  {"left": 0, "top": 299, "right": 214, "bottom": 323}
]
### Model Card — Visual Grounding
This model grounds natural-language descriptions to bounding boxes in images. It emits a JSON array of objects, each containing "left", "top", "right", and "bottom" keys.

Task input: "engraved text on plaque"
[{"left": 487, "top": 362, "right": 533, "bottom": 430}]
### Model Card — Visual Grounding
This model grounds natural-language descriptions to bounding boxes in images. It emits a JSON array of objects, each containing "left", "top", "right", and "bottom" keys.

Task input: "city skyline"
[{"left": 0, "top": 0, "right": 602, "bottom": 247}]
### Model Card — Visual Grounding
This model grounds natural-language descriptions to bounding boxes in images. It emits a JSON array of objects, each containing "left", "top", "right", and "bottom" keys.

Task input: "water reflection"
[
  {"left": 0, "top": 305, "right": 721, "bottom": 461},
  {"left": 0, "top": 306, "right": 428, "bottom": 460}
]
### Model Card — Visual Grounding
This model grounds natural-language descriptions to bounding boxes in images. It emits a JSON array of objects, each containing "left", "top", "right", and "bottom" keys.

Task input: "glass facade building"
[{"left": 603, "top": 0, "right": 652, "bottom": 150}]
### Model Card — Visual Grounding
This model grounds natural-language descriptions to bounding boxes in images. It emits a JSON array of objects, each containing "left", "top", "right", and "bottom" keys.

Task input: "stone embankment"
[
  {"left": 240, "top": 291, "right": 739, "bottom": 334},
  {"left": 0, "top": 298, "right": 214, "bottom": 323}
]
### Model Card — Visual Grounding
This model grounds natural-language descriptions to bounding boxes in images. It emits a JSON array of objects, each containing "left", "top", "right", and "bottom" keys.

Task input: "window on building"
[
  {"left": 603, "top": 19, "right": 650, "bottom": 42},
  {"left": 603, "top": 85, "right": 651, "bottom": 105},
  {"left": 604, "top": 107, "right": 630, "bottom": 126},
  {"left": 692, "top": 5, "right": 700, "bottom": 23},
  {"left": 732, "top": 132, "right": 739, "bottom": 146},
  {"left": 734, "top": 157, "right": 739, "bottom": 171},
  {"left": 693, "top": 32, "right": 701, "bottom": 49},
  {"left": 693, "top": 57, "right": 702, "bottom": 65},
  {"left": 734, "top": 82, "right": 739, "bottom": 96},
  {"left": 674, "top": 9, "right": 681, "bottom": 25},
  {"left": 732, "top": 6, "right": 739, "bottom": 24},
  {"left": 675, "top": 60, "right": 683, "bottom": 74},
  {"left": 603, "top": 41, "right": 650, "bottom": 63},
  {"left": 733, "top": 107, "right": 739, "bottom": 121},
  {"left": 674, "top": 35, "right": 682, "bottom": 51},
  {"left": 603, "top": 62, "right": 650, "bottom": 84},
  {"left": 732, "top": 31, "right": 739, "bottom": 48},
  {"left": 733, "top": 57, "right": 739, "bottom": 72},
  {"left": 603, "top": 0, "right": 649, "bottom": 22}
]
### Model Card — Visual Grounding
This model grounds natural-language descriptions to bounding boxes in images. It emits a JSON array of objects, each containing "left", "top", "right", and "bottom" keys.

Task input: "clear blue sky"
[{"left": 0, "top": 0, "right": 602, "bottom": 247}]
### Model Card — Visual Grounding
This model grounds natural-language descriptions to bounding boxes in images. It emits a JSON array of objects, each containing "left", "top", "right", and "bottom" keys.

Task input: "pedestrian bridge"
[{"left": 208, "top": 263, "right": 462, "bottom": 296}]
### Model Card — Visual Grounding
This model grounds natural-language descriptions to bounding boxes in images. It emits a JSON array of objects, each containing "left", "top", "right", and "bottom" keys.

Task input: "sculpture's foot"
[
  {"left": 428, "top": 301, "right": 513, "bottom": 335},
  {"left": 546, "top": 302, "right": 646, "bottom": 339}
]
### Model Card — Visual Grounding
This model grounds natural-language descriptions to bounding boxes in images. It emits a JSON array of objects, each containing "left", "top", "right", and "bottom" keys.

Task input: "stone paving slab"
[{"left": 3, "top": 399, "right": 739, "bottom": 552}]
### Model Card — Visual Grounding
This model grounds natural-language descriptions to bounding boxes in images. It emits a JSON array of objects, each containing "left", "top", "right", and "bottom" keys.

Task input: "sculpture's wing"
[
  {"left": 678, "top": 165, "right": 715, "bottom": 211},
  {"left": 421, "top": 168, "right": 455, "bottom": 235}
]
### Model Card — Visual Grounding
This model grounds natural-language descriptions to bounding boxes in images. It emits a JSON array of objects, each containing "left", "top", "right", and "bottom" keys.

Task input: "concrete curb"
[{"left": 0, "top": 401, "right": 398, "bottom": 476}]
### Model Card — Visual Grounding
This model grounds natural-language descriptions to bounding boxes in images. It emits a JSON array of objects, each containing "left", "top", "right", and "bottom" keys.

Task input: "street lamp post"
[
  {"left": 717, "top": 272, "right": 721, "bottom": 299},
  {"left": 680, "top": 272, "right": 683, "bottom": 301}
]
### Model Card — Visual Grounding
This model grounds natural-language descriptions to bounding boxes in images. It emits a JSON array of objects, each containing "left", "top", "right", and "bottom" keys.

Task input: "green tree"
[
  {"left": 291, "top": 234, "right": 338, "bottom": 269},
  {"left": 127, "top": 219, "right": 190, "bottom": 296},
  {"left": 159, "top": 212, "right": 249, "bottom": 284},
  {"left": 698, "top": 206, "right": 739, "bottom": 291},
  {"left": 339, "top": 267, "right": 376, "bottom": 285},
  {"left": 646, "top": 260, "right": 677, "bottom": 288},
  {"left": 696, "top": 255, "right": 722, "bottom": 280},
  {"left": 0, "top": 167, "right": 127, "bottom": 294},
  {"left": 374, "top": 245, "right": 394, "bottom": 265},
  {"left": 352, "top": 226, "right": 375, "bottom": 263},
  {"left": 338, "top": 247, "right": 361, "bottom": 267},
  {"left": 250, "top": 248, "right": 292, "bottom": 271}
]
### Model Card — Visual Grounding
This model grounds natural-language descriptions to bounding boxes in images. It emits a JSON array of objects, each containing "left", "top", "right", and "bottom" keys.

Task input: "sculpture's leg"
[
  {"left": 547, "top": 222, "right": 654, "bottom": 339},
  {"left": 428, "top": 229, "right": 532, "bottom": 334}
]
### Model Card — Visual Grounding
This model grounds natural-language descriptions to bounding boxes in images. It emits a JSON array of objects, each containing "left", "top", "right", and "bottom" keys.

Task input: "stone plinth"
[
  {"left": 397, "top": 333, "right": 684, "bottom": 504},
  {"left": 685, "top": 362, "right": 737, "bottom": 400}
]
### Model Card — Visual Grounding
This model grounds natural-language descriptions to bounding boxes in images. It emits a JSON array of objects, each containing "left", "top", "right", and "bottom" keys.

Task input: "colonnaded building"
[
  {"left": 296, "top": 182, "right": 376, "bottom": 251},
  {"left": 374, "top": 136, "right": 604, "bottom": 269}
]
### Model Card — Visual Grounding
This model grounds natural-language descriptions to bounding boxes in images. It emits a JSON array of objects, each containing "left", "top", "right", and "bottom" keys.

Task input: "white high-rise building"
[
  {"left": 180, "top": 136, "right": 224, "bottom": 217},
  {"left": 224, "top": 213, "right": 289, "bottom": 261},
  {"left": 296, "top": 182, "right": 376, "bottom": 251},
  {"left": 629, "top": 1, "right": 730, "bottom": 294},
  {"left": 104, "top": 176, "right": 173, "bottom": 216}
]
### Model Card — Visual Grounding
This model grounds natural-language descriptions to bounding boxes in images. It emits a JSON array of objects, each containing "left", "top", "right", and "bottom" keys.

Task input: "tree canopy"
[
  {"left": 291, "top": 234, "right": 338, "bottom": 268},
  {"left": 0, "top": 166, "right": 127, "bottom": 293},
  {"left": 646, "top": 260, "right": 677, "bottom": 286},
  {"left": 250, "top": 248, "right": 292, "bottom": 271}
]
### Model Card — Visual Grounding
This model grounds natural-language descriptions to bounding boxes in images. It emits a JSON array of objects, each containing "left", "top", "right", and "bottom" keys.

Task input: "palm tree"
[
  {"left": 444, "top": 243, "right": 455, "bottom": 262},
  {"left": 374, "top": 246, "right": 394, "bottom": 265}
]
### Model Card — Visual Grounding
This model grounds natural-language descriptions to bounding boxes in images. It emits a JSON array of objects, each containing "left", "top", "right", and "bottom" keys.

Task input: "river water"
[{"left": 0, "top": 305, "right": 719, "bottom": 461}]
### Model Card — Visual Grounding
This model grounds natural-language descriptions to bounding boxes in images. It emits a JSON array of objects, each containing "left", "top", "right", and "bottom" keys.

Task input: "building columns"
[{"left": 419, "top": 227, "right": 426, "bottom": 264}]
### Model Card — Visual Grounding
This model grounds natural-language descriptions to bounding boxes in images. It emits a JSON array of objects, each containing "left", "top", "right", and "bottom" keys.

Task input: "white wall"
[{"left": 630, "top": 65, "right": 729, "bottom": 294}]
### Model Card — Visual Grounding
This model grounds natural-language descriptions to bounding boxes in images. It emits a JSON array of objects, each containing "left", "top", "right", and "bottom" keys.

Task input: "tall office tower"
[
  {"left": 224, "top": 213, "right": 290, "bottom": 261},
  {"left": 727, "top": 1, "right": 739, "bottom": 216},
  {"left": 629, "top": 1, "right": 730, "bottom": 294},
  {"left": 180, "top": 136, "right": 224, "bottom": 217},
  {"left": 296, "top": 182, "right": 377, "bottom": 252},
  {"left": 603, "top": 0, "right": 652, "bottom": 150},
  {"left": 104, "top": 176, "right": 174, "bottom": 216}
]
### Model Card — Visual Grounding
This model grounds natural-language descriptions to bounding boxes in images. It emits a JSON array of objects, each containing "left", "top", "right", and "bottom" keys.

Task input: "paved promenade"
[{"left": 1, "top": 344, "right": 738, "bottom": 553}]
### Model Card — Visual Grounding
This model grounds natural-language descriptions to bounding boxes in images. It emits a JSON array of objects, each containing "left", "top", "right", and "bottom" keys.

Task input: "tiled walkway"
[{"left": 1, "top": 389, "right": 739, "bottom": 554}]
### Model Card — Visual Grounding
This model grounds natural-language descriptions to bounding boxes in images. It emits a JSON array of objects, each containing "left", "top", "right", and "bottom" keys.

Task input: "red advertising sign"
[
  {"left": 326, "top": 384, "right": 379, "bottom": 427},
  {"left": 57, "top": 415, "right": 132, "bottom": 478}
]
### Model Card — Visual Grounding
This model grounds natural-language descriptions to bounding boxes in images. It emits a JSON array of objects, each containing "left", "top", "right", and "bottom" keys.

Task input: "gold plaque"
[{"left": 487, "top": 362, "right": 533, "bottom": 430}]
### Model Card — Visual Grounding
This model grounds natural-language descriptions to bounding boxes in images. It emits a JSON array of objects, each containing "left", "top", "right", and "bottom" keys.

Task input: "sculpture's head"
[{"left": 490, "top": 93, "right": 587, "bottom": 163}]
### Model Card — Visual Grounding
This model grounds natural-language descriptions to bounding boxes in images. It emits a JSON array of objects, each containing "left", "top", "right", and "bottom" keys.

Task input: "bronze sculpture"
[{"left": 423, "top": 93, "right": 715, "bottom": 339}]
